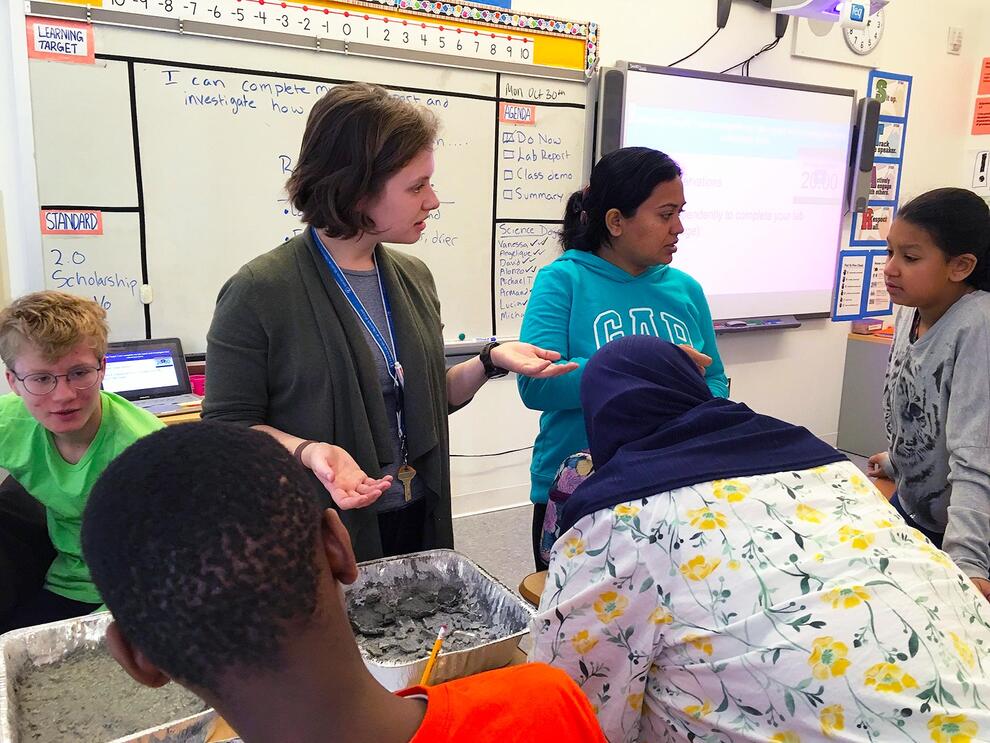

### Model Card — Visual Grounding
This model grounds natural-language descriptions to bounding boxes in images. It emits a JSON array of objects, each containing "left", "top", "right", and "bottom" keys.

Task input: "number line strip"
[{"left": 228, "top": 0, "right": 529, "bottom": 43}]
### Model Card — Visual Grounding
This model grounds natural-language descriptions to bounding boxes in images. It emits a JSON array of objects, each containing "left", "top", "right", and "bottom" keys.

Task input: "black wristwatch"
[{"left": 480, "top": 341, "right": 509, "bottom": 379}]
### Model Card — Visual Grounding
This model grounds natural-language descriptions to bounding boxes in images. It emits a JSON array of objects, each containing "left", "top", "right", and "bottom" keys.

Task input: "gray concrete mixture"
[
  {"left": 15, "top": 646, "right": 207, "bottom": 742},
  {"left": 348, "top": 578, "right": 502, "bottom": 663}
]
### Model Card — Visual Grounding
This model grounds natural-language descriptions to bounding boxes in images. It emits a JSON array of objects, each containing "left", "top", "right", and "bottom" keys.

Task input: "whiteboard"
[
  {"left": 614, "top": 64, "right": 855, "bottom": 319},
  {"left": 29, "top": 25, "right": 590, "bottom": 352}
]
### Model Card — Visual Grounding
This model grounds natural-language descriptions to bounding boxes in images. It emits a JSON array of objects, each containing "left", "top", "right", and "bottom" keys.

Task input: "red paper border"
[
  {"left": 40, "top": 209, "right": 104, "bottom": 235},
  {"left": 26, "top": 17, "right": 95, "bottom": 65}
]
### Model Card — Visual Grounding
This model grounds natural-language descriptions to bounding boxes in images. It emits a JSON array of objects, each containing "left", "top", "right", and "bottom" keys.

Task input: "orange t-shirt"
[{"left": 398, "top": 663, "right": 606, "bottom": 742}]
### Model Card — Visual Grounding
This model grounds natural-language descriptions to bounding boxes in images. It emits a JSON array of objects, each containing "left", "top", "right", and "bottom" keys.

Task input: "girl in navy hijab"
[{"left": 531, "top": 335, "right": 990, "bottom": 743}]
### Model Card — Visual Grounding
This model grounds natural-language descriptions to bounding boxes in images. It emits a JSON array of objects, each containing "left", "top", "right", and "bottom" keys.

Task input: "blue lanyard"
[{"left": 313, "top": 228, "right": 409, "bottom": 463}]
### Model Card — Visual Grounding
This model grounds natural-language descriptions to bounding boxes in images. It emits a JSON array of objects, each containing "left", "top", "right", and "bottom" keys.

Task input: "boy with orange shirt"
[{"left": 82, "top": 422, "right": 606, "bottom": 743}]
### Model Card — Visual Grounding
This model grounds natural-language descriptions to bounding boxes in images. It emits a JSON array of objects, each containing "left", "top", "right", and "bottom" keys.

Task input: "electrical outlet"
[{"left": 947, "top": 26, "right": 963, "bottom": 55}]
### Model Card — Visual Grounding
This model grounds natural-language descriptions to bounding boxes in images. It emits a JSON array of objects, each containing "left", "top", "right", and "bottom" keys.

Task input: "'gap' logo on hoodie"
[{"left": 594, "top": 309, "right": 692, "bottom": 349}]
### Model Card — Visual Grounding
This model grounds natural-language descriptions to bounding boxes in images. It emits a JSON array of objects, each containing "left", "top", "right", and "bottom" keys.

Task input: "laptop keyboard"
[{"left": 134, "top": 394, "right": 202, "bottom": 413}]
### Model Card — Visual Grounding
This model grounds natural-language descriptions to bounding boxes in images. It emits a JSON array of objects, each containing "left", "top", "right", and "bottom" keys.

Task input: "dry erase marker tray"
[
  {"left": 712, "top": 315, "right": 802, "bottom": 334},
  {"left": 0, "top": 613, "right": 219, "bottom": 743},
  {"left": 346, "top": 549, "right": 534, "bottom": 691}
]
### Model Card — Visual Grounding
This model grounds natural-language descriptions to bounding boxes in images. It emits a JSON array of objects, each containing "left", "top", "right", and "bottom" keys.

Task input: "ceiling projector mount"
[{"left": 752, "top": 0, "right": 889, "bottom": 26}]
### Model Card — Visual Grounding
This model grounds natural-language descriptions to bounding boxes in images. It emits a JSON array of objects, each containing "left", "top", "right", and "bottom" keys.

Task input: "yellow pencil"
[{"left": 418, "top": 624, "right": 449, "bottom": 686}]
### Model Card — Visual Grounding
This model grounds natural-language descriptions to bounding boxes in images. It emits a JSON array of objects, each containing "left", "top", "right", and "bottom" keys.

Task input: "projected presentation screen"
[{"left": 620, "top": 66, "right": 855, "bottom": 319}]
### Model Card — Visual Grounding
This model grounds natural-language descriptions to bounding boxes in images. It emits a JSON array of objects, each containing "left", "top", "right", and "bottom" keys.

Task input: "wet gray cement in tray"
[
  {"left": 15, "top": 646, "right": 207, "bottom": 743},
  {"left": 348, "top": 578, "right": 515, "bottom": 663}
]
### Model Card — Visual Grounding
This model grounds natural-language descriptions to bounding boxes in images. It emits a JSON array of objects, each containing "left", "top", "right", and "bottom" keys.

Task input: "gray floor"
[{"left": 453, "top": 504, "right": 536, "bottom": 593}]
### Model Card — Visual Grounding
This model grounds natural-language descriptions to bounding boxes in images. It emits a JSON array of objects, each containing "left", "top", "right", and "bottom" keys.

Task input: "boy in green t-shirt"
[{"left": 0, "top": 291, "right": 163, "bottom": 632}]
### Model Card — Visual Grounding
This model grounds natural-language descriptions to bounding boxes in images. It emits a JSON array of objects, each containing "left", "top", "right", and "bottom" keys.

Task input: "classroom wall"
[
  {"left": 962, "top": 13, "right": 990, "bottom": 200},
  {"left": 1, "top": 1, "right": 987, "bottom": 517},
  {"left": 450, "top": 0, "right": 989, "bottom": 517},
  {"left": 0, "top": 0, "right": 43, "bottom": 303}
]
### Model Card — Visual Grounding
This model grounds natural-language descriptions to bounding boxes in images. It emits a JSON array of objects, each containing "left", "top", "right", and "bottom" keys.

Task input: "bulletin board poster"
[
  {"left": 835, "top": 70, "right": 911, "bottom": 320},
  {"left": 973, "top": 58, "right": 990, "bottom": 136}
]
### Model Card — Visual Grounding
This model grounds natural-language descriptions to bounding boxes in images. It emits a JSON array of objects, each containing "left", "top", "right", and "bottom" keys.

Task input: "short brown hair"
[
  {"left": 286, "top": 82, "right": 438, "bottom": 238},
  {"left": 0, "top": 291, "right": 109, "bottom": 370}
]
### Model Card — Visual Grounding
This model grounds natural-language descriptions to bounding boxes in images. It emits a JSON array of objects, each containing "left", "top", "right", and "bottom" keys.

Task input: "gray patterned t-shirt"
[{"left": 882, "top": 289, "right": 990, "bottom": 578}]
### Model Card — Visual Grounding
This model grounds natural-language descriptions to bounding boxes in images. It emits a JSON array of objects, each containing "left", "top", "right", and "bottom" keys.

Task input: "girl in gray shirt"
[{"left": 869, "top": 188, "right": 990, "bottom": 601}]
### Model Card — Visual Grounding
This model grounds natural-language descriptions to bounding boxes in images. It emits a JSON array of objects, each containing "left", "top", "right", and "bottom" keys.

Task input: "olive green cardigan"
[{"left": 202, "top": 231, "right": 454, "bottom": 560}]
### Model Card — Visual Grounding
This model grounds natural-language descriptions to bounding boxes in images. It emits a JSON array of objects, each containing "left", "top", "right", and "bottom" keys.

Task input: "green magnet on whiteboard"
[{"left": 458, "top": 333, "right": 466, "bottom": 340}]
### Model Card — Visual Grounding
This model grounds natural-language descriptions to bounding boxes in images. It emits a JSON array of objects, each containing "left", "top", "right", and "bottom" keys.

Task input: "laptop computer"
[{"left": 102, "top": 338, "right": 202, "bottom": 417}]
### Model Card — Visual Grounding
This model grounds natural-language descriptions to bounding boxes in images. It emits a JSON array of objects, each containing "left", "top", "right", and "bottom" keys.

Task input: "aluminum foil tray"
[
  {"left": 0, "top": 613, "right": 219, "bottom": 743},
  {"left": 1, "top": 549, "right": 531, "bottom": 739},
  {"left": 346, "top": 549, "right": 534, "bottom": 691}
]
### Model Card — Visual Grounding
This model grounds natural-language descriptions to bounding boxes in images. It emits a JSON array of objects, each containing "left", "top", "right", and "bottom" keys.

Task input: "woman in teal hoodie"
[{"left": 518, "top": 147, "right": 728, "bottom": 568}]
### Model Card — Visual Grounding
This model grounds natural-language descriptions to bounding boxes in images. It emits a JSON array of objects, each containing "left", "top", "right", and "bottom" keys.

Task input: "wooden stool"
[
  {"left": 518, "top": 570, "right": 547, "bottom": 607},
  {"left": 870, "top": 476, "right": 896, "bottom": 501}
]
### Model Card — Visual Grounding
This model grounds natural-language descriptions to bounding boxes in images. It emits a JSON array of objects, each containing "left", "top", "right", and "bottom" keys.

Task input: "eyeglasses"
[{"left": 11, "top": 362, "right": 103, "bottom": 396}]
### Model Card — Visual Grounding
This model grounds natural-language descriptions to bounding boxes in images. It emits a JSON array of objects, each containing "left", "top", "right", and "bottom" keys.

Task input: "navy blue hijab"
[{"left": 558, "top": 335, "right": 847, "bottom": 533}]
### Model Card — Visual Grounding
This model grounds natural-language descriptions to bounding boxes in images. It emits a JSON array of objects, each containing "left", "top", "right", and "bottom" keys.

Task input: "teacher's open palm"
[
  {"left": 491, "top": 342, "right": 580, "bottom": 379},
  {"left": 304, "top": 442, "right": 392, "bottom": 509}
]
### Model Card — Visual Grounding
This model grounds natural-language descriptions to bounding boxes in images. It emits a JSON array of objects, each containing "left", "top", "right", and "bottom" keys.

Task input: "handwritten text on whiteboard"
[{"left": 40, "top": 209, "right": 104, "bottom": 235}]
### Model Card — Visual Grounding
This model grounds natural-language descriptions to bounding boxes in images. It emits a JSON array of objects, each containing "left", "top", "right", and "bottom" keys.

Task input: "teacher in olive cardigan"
[{"left": 203, "top": 82, "right": 575, "bottom": 561}]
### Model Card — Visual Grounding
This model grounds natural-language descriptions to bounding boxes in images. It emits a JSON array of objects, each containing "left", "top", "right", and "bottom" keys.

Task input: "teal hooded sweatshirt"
[{"left": 517, "top": 249, "right": 728, "bottom": 504}]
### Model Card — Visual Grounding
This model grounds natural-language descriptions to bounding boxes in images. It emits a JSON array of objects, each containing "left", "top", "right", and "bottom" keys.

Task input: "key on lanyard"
[{"left": 397, "top": 463, "right": 416, "bottom": 502}]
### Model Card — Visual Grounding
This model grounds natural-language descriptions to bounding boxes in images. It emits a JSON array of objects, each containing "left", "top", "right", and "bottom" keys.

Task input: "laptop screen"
[{"left": 103, "top": 338, "right": 192, "bottom": 400}]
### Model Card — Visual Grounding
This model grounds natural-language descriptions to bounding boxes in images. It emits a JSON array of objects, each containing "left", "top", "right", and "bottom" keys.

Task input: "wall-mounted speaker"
[
  {"left": 597, "top": 67, "right": 626, "bottom": 160},
  {"left": 848, "top": 96, "right": 881, "bottom": 213}
]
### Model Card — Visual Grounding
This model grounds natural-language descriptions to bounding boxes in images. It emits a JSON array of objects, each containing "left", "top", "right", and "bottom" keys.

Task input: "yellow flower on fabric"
[
  {"left": 728, "top": 559, "right": 741, "bottom": 570},
  {"left": 822, "top": 585, "right": 870, "bottom": 610},
  {"left": 863, "top": 662, "right": 918, "bottom": 693},
  {"left": 796, "top": 503, "right": 825, "bottom": 523},
  {"left": 814, "top": 552, "right": 826, "bottom": 562},
  {"left": 875, "top": 519, "right": 894, "bottom": 528},
  {"left": 770, "top": 733, "right": 801, "bottom": 743},
  {"left": 683, "top": 701, "right": 712, "bottom": 719},
  {"left": 838, "top": 525, "right": 874, "bottom": 550},
  {"left": 648, "top": 607, "right": 673, "bottom": 625},
  {"left": 811, "top": 465, "right": 830, "bottom": 474},
  {"left": 627, "top": 693, "right": 644, "bottom": 712},
  {"left": 848, "top": 474, "right": 872, "bottom": 494},
  {"left": 920, "top": 543, "right": 954, "bottom": 568},
  {"left": 561, "top": 537, "right": 585, "bottom": 559},
  {"left": 808, "top": 636, "right": 851, "bottom": 680},
  {"left": 928, "top": 713, "right": 979, "bottom": 743},
  {"left": 570, "top": 630, "right": 598, "bottom": 655},
  {"left": 593, "top": 591, "right": 629, "bottom": 623},
  {"left": 688, "top": 507, "right": 728, "bottom": 531},
  {"left": 950, "top": 632, "right": 976, "bottom": 670},
  {"left": 680, "top": 555, "right": 721, "bottom": 581},
  {"left": 684, "top": 634, "right": 713, "bottom": 656},
  {"left": 820, "top": 705, "right": 845, "bottom": 737},
  {"left": 713, "top": 479, "right": 749, "bottom": 502},
  {"left": 614, "top": 504, "right": 640, "bottom": 523}
]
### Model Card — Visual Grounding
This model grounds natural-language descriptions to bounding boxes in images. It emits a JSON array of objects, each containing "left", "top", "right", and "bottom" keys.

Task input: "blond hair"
[{"left": 0, "top": 291, "right": 109, "bottom": 370}]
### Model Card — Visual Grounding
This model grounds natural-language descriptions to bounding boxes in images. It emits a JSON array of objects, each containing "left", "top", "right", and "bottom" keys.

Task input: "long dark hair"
[
  {"left": 561, "top": 147, "right": 682, "bottom": 252},
  {"left": 896, "top": 188, "right": 990, "bottom": 291}
]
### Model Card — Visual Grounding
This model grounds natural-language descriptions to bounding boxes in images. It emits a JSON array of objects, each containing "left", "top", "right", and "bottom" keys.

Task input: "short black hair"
[
  {"left": 82, "top": 422, "right": 323, "bottom": 691},
  {"left": 897, "top": 187, "right": 990, "bottom": 291}
]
